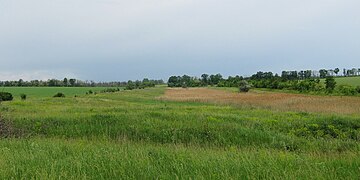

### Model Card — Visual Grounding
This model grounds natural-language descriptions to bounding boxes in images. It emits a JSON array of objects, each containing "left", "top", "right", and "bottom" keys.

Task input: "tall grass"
[{"left": 0, "top": 87, "right": 359, "bottom": 178}]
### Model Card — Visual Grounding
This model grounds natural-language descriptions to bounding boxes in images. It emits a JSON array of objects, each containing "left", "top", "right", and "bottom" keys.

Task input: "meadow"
[
  {"left": 0, "top": 87, "right": 110, "bottom": 99},
  {"left": 0, "top": 87, "right": 359, "bottom": 179},
  {"left": 320, "top": 76, "right": 360, "bottom": 87}
]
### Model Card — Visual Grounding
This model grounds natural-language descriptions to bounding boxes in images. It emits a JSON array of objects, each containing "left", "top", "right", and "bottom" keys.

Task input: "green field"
[
  {"left": 335, "top": 76, "right": 360, "bottom": 86},
  {"left": 0, "top": 87, "right": 359, "bottom": 179},
  {"left": 0, "top": 87, "right": 116, "bottom": 100},
  {"left": 320, "top": 76, "right": 360, "bottom": 87}
]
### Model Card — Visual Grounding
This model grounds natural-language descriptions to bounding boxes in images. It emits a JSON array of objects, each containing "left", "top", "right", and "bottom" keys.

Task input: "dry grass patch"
[{"left": 161, "top": 88, "right": 360, "bottom": 115}]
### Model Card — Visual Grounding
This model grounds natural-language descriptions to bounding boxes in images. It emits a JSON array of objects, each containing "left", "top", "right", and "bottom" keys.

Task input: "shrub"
[
  {"left": 101, "top": 88, "right": 119, "bottom": 93},
  {"left": 20, "top": 94, "right": 27, "bottom": 100},
  {"left": 336, "top": 85, "right": 357, "bottom": 96},
  {"left": 356, "top": 86, "right": 360, "bottom": 93},
  {"left": 239, "top": 80, "right": 251, "bottom": 92},
  {"left": 53, "top": 93, "right": 65, "bottom": 98},
  {"left": 325, "top": 76, "right": 336, "bottom": 92},
  {"left": 0, "top": 92, "right": 13, "bottom": 101}
]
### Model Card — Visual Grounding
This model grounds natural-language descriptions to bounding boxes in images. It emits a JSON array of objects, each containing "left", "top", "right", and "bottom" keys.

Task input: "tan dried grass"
[{"left": 160, "top": 88, "right": 360, "bottom": 115}]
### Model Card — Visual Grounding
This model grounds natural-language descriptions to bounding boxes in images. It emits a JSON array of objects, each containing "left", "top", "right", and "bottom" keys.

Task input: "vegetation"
[
  {"left": 0, "top": 92, "right": 13, "bottom": 101},
  {"left": 0, "top": 87, "right": 359, "bottom": 178},
  {"left": 239, "top": 80, "right": 250, "bottom": 92},
  {"left": 20, "top": 94, "right": 26, "bottom": 100},
  {"left": 0, "top": 78, "right": 164, "bottom": 87},
  {"left": 1, "top": 67, "right": 360, "bottom": 178},
  {"left": 53, "top": 92, "right": 65, "bottom": 98},
  {"left": 167, "top": 67, "right": 360, "bottom": 96}
]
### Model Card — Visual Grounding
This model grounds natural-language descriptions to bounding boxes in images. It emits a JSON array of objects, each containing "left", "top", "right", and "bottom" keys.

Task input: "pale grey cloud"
[{"left": 0, "top": 0, "right": 359, "bottom": 81}]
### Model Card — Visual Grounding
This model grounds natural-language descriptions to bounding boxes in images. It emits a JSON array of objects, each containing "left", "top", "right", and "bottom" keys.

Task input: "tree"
[
  {"left": 69, "top": 79, "right": 76, "bottom": 86},
  {"left": 334, "top": 68, "right": 340, "bottom": 76},
  {"left": 239, "top": 80, "right": 251, "bottom": 92},
  {"left": 18, "top": 79, "right": 24, "bottom": 86},
  {"left": 209, "top": 73, "right": 223, "bottom": 85},
  {"left": 325, "top": 76, "right": 336, "bottom": 93},
  {"left": 201, "top": 74, "right": 209, "bottom": 86},
  {"left": 319, "top": 69, "right": 328, "bottom": 78},
  {"left": 63, "top": 78, "right": 68, "bottom": 86}
]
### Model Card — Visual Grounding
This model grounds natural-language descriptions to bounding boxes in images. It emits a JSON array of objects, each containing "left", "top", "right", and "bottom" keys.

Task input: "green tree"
[
  {"left": 325, "top": 76, "right": 336, "bottom": 93},
  {"left": 201, "top": 74, "right": 209, "bottom": 86},
  {"left": 334, "top": 68, "right": 340, "bottom": 76},
  {"left": 69, "top": 79, "right": 76, "bottom": 86},
  {"left": 319, "top": 69, "right": 328, "bottom": 78},
  {"left": 63, "top": 78, "right": 68, "bottom": 86},
  {"left": 239, "top": 80, "right": 251, "bottom": 92}
]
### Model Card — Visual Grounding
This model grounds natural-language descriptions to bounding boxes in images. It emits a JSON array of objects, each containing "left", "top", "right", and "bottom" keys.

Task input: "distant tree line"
[
  {"left": 0, "top": 78, "right": 164, "bottom": 88},
  {"left": 167, "top": 67, "right": 360, "bottom": 96}
]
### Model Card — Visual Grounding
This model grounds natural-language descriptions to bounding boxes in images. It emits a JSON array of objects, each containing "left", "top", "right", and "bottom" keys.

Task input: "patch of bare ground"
[{"left": 160, "top": 88, "right": 360, "bottom": 115}]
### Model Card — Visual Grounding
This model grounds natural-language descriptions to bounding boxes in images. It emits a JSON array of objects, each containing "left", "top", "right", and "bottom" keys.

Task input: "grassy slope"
[
  {"left": 335, "top": 76, "right": 360, "bottom": 86},
  {"left": 0, "top": 87, "right": 359, "bottom": 179},
  {"left": 319, "top": 76, "right": 360, "bottom": 87}
]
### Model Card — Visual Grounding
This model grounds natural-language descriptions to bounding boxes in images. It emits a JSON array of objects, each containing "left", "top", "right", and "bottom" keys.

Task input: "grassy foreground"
[{"left": 0, "top": 87, "right": 359, "bottom": 179}]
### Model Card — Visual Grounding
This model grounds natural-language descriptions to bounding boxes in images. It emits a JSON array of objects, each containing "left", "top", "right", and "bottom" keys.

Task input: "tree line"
[
  {"left": 0, "top": 78, "right": 164, "bottom": 88},
  {"left": 167, "top": 67, "right": 360, "bottom": 96}
]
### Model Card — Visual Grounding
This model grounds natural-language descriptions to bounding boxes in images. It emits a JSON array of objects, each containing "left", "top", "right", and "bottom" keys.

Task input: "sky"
[{"left": 0, "top": 0, "right": 359, "bottom": 81}]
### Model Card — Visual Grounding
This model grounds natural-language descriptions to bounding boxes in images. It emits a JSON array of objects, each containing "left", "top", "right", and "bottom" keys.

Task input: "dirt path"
[{"left": 160, "top": 88, "right": 360, "bottom": 115}]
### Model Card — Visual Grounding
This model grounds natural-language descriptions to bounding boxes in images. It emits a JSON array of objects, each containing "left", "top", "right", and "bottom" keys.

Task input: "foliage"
[
  {"left": 0, "top": 92, "right": 13, "bottom": 101},
  {"left": 325, "top": 76, "right": 336, "bottom": 92},
  {"left": 0, "top": 87, "right": 359, "bottom": 178},
  {"left": 0, "top": 78, "right": 164, "bottom": 87},
  {"left": 101, "top": 88, "right": 120, "bottom": 93},
  {"left": 356, "top": 86, "right": 360, "bottom": 93},
  {"left": 336, "top": 85, "right": 357, "bottom": 96},
  {"left": 239, "top": 80, "right": 251, "bottom": 92},
  {"left": 20, "top": 94, "right": 27, "bottom": 100},
  {"left": 53, "top": 92, "right": 65, "bottom": 98}
]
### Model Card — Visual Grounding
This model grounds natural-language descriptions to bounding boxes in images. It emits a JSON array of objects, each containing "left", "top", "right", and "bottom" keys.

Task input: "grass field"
[
  {"left": 0, "top": 87, "right": 359, "bottom": 179},
  {"left": 0, "top": 87, "right": 113, "bottom": 100},
  {"left": 335, "top": 76, "right": 360, "bottom": 86},
  {"left": 319, "top": 76, "right": 360, "bottom": 87}
]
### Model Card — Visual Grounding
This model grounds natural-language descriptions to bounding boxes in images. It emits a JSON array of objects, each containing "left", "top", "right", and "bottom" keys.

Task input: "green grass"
[
  {"left": 0, "top": 87, "right": 359, "bottom": 179},
  {"left": 334, "top": 76, "right": 360, "bottom": 87},
  {"left": 0, "top": 87, "right": 116, "bottom": 100},
  {"left": 319, "top": 76, "right": 360, "bottom": 87}
]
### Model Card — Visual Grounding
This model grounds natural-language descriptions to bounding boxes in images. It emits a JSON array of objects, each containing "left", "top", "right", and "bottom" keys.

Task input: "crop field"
[{"left": 0, "top": 87, "right": 360, "bottom": 179}]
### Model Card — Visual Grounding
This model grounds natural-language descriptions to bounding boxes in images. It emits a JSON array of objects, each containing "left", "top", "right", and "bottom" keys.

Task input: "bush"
[
  {"left": 356, "top": 86, "right": 360, "bottom": 93},
  {"left": 101, "top": 88, "right": 120, "bottom": 93},
  {"left": 0, "top": 92, "right": 13, "bottom": 101},
  {"left": 336, "top": 85, "right": 357, "bottom": 96},
  {"left": 20, "top": 94, "right": 27, "bottom": 100},
  {"left": 239, "top": 80, "right": 251, "bottom": 92},
  {"left": 53, "top": 93, "right": 65, "bottom": 98}
]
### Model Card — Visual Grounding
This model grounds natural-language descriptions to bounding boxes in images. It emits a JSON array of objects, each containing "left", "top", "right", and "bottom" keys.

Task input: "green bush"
[
  {"left": 356, "top": 86, "right": 360, "bottom": 93},
  {"left": 0, "top": 92, "right": 13, "bottom": 101},
  {"left": 20, "top": 94, "right": 27, "bottom": 100},
  {"left": 239, "top": 80, "right": 251, "bottom": 92},
  {"left": 336, "top": 85, "right": 357, "bottom": 96},
  {"left": 53, "top": 93, "right": 65, "bottom": 98}
]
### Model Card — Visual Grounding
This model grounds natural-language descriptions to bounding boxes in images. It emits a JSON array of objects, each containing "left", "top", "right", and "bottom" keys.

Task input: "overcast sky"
[{"left": 1, "top": 0, "right": 359, "bottom": 81}]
